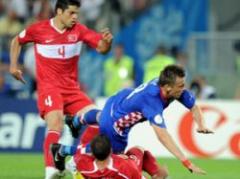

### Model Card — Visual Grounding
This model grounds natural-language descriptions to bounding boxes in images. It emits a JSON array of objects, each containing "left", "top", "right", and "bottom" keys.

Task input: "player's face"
[
  {"left": 169, "top": 76, "right": 185, "bottom": 98},
  {"left": 61, "top": 5, "right": 79, "bottom": 28}
]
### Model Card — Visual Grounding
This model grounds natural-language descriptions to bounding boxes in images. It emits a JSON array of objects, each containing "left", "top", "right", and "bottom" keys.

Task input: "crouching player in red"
[{"left": 51, "top": 134, "right": 168, "bottom": 179}]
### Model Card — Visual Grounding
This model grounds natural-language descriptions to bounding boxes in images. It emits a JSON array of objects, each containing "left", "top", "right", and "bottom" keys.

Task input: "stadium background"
[{"left": 0, "top": 0, "right": 240, "bottom": 178}]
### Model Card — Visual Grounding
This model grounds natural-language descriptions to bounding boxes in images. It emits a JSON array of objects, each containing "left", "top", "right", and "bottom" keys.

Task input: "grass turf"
[{"left": 0, "top": 153, "right": 239, "bottom": 179}]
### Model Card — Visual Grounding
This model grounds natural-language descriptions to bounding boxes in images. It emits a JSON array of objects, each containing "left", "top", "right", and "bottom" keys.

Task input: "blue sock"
[
  {"left": 59, "top": 145, "right": 77, "bottom": 156},
  {"left": 73, "top": 115, "right": 81, "bottom": 128},
  {"left": 72, "top": 109, "right": 100, "bottom": 128},
  {"left": 83, "top": 109, "right": 100, "bottom": 125}
]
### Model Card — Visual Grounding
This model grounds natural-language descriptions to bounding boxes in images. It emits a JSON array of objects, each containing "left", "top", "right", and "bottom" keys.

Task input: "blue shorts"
[{"left": 99, "top": 96, "right": 128, "bottom": 154}]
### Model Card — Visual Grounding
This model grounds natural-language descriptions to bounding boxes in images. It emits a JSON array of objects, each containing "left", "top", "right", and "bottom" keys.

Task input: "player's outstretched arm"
[
  {"left": 182, "top": 159, "right": 206, "bottom": 174},
  {"left": 96, "top": 28, "right": 113, "bottom": 54},
  {"left": 9, "top": 36, "right": 26, "bottom": 84},
  {"left": 152, "top": 125, "right": 206, "bottom": 175},
  {"left": 191, "top": 105, "right": 214, "bottom": 134},
  {"left": 152, "top": 125, "right": 187, "bottom": 161}
]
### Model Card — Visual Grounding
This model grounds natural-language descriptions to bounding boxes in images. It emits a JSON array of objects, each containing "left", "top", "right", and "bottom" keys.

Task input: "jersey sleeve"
[
  {"left": 77, "top": 24, "right": 102, "bottom": 49},
  {"left": 178, "top": 89, "right": 196, "bottom": 109},
  {"left": 142, "top": 98, "right": 166, "bottom": 128},
  {"left": 18, "top": 24, "right": 36, "bottom": 44}
]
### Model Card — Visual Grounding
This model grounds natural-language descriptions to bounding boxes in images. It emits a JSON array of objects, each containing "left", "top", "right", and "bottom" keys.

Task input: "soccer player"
[
  {"left": 52, "top": 134, "right": 168, "bottom": 179},
  {"left": 67, "top": 65, "right": 213, "bottom": 174},
  {"left": 9, "top": 0, "right": 113, "bottom": 178}
]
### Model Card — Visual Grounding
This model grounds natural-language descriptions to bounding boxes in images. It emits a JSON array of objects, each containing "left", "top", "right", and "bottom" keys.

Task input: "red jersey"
[
  {"left": 74, "top": 148, "right": 141, "bottom": 179},
  {"left": 18, "top": 19, "right": 102, "bottom": 93}
]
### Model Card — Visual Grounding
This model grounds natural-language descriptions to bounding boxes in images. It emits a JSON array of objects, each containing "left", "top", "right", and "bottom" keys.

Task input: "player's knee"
[
  {"left": 152, "top": 166, "right": 169, "bottom": 179},
  {"left": 45, "top": 114, "right": 64, "bottom": 131},
  {"left": 48, "top": 121, "right": 64, "bottom": 131}
]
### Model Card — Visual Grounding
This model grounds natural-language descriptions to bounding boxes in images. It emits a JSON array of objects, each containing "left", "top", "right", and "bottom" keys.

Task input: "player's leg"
[
  {"left": 125, "top": 146, "right": 144, "bottom": 172},
  {"left": 44, "top": 110, "right": 64, "bottom": 179},
  {"left": 126, "top": 147, "right": 168, "bottom": 179},
  {"left": 64, "top": 90, "right": 101, "bottom": 140},
  {"left": 142, "top": 150, "right": 168, "bottom": 179},
  {"left": 51, "top": 143, "right": 77, "bottom": 169},
  {"left": 38, "top": 91, "right": 64, "bottom": 179},
  {"left": 65, "top": 105, "right": 101, "bottom": 138},
  {"left": 51, "top": 143, "right": 84, "bottom": 179},
  {"left": 80, "top": 125, "right": 100, "bottom": 145},
  {"left": 76, "top": 105, "right": 101, "bottom": 125},
  {"left": 51, "top": 142, "right": 88, "bottom": 179}
]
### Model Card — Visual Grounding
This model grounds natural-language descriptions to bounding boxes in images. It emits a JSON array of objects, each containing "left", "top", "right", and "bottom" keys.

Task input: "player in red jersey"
[
  {"left": 9, "top": 0, "right": 113, "bottom": 178},
  {"left": 51, "top": 134, "right": 168, "bottom": 179}
]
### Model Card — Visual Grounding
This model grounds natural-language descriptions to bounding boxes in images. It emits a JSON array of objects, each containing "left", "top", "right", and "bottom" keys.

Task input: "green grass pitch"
[{"left": 0, "top": 153, "right": 239, "bottom": 179}]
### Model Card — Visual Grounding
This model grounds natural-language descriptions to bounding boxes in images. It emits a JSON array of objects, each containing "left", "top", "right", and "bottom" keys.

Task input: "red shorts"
[
  {"left": 125, "top": 147, "right": 144, "bottom": 172},
  {"left": 37, "top": 88, "right": 92, "bottom": 118}
]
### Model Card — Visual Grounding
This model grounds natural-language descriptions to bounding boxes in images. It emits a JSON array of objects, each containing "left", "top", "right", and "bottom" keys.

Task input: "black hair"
[
  {"left": 55, "top": 0, "right": 81, "bottom": 13},
  {"left": 158, "top": 65, "right": 185, "bottom": 86},
  {"left": 90, "top": 134, "right": 111, "bottom": 161}
]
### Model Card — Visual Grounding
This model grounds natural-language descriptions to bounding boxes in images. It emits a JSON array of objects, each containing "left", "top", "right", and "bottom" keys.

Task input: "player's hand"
[
  {"left": 197, "top": 127, "right": 214, "bottom": 134},
  {"left": 182, "top": 159, "right": 206, "bottom": 175},
  {"left": 9, "top": 67, "right": 26, "bottom": 84},
  {"left": 101, "top": 28, "right": 113, "bottom": 43},
  {"left": 188, "top": 163, "right": 207, "bottom": 175}
]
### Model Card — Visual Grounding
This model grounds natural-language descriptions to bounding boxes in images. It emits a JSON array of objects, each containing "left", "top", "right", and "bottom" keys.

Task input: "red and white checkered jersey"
[{"left": 18, "top": 19, "right": 102, "bottom": 92}]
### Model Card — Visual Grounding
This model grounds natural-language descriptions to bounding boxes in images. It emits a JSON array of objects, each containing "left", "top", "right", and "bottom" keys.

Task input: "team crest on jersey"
[
  {"left": 68, "top": 34, "right": 78, "bottom": 42},
  {"left": 154, "top": 115, "right": 163, "bottom": 124}
]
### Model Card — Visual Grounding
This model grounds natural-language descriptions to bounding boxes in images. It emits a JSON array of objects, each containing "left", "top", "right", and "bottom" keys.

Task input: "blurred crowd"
[
  {"left": 0, "top": 0, "right": 158, "bottom": 98},
  {"left": 1, "top": 0, "right": 238, "bottom": 100}
]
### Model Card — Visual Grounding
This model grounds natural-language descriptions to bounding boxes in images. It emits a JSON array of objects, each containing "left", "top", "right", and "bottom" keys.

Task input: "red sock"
[
  {"left": 43, "top": 130, "right": 60, "bottom": 167},
  {"left": 143, "top": 150, "right": 160, "bottom": 176},
  {"left": 80, "top": 125, "right": 99, "bottom": 145}
]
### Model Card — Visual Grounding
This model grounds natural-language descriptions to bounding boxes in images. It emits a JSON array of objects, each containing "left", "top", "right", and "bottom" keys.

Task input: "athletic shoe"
[
  {"left": 65, "top": 115, "right": 81, "bottom": 138},
  {"left": 51, "top": 143, "right": 66, "bottom": 171}
]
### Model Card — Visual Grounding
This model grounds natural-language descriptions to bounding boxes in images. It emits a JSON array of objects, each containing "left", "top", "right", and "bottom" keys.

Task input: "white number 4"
[{"left": 45, "top": 95, "right": 53, "bottom": 107}]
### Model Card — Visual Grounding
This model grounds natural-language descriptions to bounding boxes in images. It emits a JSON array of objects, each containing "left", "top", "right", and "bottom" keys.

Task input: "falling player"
[{"left": 65, "top": 65, "right": 213, "bottom": 174}]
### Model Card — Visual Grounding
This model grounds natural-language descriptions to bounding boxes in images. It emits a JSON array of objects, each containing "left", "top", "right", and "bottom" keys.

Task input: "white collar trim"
[{"left": 50, "top": 18, "right": 66, "bottom": 34}]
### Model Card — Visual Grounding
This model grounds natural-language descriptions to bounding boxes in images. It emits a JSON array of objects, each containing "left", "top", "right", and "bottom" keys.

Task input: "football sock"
[
  {"left": 82, "top": 109, "right": 100, "bottom": 125},
  {"left": 59, "top": 145, "right": 77, "bottom": 156},
  {"left": 73, "top": 109, "right": 100, "bottom": 129},
  {"left": 143, "top": 150, "right": 160, "bottom": 176},
  {"left": 80, "top": 126, "right": 100, "bottom": 145},
  {"left": 44, "top": 130, "right": 60, "bottom": 167},
  {"left": 72, "top": 115, "right": 82, "bottom": 128}
]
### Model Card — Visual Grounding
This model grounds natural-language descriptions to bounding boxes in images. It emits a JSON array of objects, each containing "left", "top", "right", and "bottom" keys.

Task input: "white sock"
[{"left": 45, "top": 166, "right": 61, "bottom": 179}]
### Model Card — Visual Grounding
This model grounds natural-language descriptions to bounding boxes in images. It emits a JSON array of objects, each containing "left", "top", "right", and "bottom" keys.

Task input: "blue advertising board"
[
  {"left": 0, "top": 97, "right": 44, "bottom": 152},
  {"left": 0, "top": 98, "right": 78, "bottom": 152}
]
